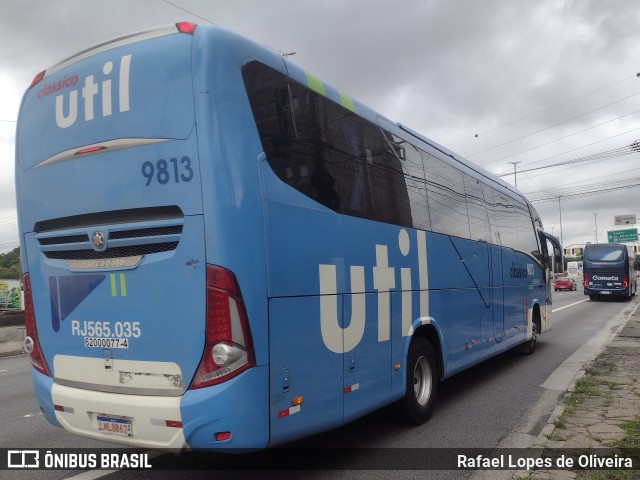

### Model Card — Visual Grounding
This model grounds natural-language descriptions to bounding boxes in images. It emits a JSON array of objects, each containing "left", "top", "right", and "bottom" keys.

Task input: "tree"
[{"left": 0, "top": 247, "right": 21, "bottom": 280}]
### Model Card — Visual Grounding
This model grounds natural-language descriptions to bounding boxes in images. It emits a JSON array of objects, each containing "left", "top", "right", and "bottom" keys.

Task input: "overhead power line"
[
  {"left": 449, "top": 75, "right": 638, "bottom": 146},
  {"left": 496, "top": 140, "right": 640, "bottom": 177},
  {"left": 527, "top": 176, "right": 640, "bottom": 204},
  {"left": 470, "top": 89, "right": 640, "bottom": 162}
]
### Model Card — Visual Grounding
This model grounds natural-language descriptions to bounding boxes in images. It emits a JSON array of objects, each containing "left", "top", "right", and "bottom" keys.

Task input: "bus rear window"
[{"left": 586, "top": 246, "right": 624, "bottom": 262}]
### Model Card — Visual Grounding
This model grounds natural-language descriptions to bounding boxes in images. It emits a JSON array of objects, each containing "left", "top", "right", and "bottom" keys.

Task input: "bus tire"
[
  {"left": 400, "top": 337, "right": 438, "bottom": 425},
  {"left": 523, "top": 317, "right": 538, "bottom": 355}
]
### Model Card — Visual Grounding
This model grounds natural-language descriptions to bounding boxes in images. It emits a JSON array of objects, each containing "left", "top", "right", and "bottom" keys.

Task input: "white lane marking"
[
  {"left": 552, "top": 298, "right": 588, "bottom": 312},
  {"left": 23, "top": 413, "right": 43, "bottom": 418},
  {"left": 0, "top": 369, "right": 8, "bottom": 373}
]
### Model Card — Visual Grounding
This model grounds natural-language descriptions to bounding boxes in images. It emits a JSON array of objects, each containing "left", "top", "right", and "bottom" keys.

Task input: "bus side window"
[
  {"left": 423, "top": 153, "right": 470, "bottom": 240},
  {"left": 463, "top": 174, "right": 490, "bottom": 243}
]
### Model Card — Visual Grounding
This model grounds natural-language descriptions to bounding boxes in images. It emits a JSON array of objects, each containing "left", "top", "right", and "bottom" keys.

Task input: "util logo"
[
  {"left": 52, "top": 54, "right": 131, "bottom": 128},
  {"left": 319, "top": 229, "right": 430, "bottom": 354}
]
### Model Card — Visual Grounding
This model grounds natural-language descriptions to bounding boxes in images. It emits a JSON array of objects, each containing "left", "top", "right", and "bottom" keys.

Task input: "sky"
[{"left": 2, "top": 0, "right": 640, "bottom": 254}]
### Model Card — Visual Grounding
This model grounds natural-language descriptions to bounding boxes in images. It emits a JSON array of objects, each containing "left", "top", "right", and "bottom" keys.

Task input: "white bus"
[{"left": 566, "top": 261, "right": 583, "bottom": 279}]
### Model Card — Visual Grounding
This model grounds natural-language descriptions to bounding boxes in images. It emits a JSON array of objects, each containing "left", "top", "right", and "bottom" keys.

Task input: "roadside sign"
[
  {"left": 607, "top": 228, "right": 638, "bottom": 243},
  {"left": 614, "top": 214, "right": 636, "bottom": 225}
]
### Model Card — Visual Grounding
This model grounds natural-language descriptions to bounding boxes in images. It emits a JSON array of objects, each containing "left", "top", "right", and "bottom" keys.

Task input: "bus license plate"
[
  {"left": 97, "top": 415, "right": 133, "bottom": 437},
  {"left": 601, "top": 291, "right": 611, "bottom": 295}
]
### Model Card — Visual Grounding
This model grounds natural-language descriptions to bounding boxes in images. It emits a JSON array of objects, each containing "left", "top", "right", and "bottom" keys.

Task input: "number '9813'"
[{"left": 142, "top": 157, "right": 194, "bottom": 185}]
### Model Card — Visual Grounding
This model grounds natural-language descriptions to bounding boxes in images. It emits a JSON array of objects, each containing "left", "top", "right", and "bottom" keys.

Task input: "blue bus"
[
  {"left": 583, "top": 243, "right": 638, "bottom": 300},
  {"left": 15, "top": 22, "right": 561, "bottom": 450}
]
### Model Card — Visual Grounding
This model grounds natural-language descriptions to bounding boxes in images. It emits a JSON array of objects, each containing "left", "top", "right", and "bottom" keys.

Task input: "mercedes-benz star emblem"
[{"left": 92, "top": 230, "right": 106, "bottom": 251}]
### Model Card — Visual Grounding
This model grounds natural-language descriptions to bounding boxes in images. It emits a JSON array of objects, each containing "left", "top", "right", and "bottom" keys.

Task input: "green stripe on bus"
[
  {"left": 119, "top": 273, "right": 127, "bottom": 297},
  {"left": 305, "top": 72, "right": 326, "bottom": 95},
  {"left": 339, "top": 93, "right": 355, "bottom": 112}
]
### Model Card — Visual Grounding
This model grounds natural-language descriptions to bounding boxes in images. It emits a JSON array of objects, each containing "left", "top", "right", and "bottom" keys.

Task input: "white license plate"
[
  {"left": 601, "top": 291, "right": 611, "bottom": 295},
  {"left": 97, "top": 415, "right": 132, "bottom": 437}
]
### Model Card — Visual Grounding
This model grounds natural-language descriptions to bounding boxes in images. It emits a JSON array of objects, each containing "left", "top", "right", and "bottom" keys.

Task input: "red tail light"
[
  {"left": 30, "top": 70, "right": 45, "bottom": 89},
  {"left": 176, "top": 22, "right": 197, "bottom": 35},
  {"left": 189, "top": 265, "right": 255, "bottom": 389},
  {"left": 623, "top": 274, "right": 629, "bottom": 288},
  {"left": 23, "top": 274, "right": 52, "bottom": 377},
  {"left": 583, "top": 273, "right": 588, "bottom": 286}
]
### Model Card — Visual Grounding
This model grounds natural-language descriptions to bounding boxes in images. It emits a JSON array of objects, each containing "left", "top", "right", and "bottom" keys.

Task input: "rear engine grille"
[
  {"left": 38, "top": 234, "right": 89, "bottom": 245},
  {"left": 43, "top": 242, "right": 179, "bottom": 260},
  {"left": 35, "top": 207, "right": 184, "bottom": 262}
]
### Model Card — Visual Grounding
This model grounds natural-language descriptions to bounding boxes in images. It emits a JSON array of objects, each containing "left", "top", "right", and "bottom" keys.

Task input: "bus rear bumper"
[
  {"left": 584, "top": 287, "right": 628, "bottom": 297},
  {"left": 34, "top": 365, "right": 269, "bottom": 450}
]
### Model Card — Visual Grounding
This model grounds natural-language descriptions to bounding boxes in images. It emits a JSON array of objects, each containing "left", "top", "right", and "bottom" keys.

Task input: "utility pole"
[
  {"left": 508, "top": 161, "right": 522, "bottom": 188},
  {"left": 559, "top": 196, "right": 564, "bottom": 272},
  {"left": 593, "top": 213, "right": 599, "bottom": 243}
]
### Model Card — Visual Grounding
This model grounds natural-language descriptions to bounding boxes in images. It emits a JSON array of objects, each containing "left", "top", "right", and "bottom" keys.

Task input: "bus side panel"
[{"left": 268, "top": 296, "right": 343, "bottom": 446}]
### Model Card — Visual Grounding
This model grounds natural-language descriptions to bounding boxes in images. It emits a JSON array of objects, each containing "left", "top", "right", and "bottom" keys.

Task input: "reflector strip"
[
  {"left": 343, "top": 383, "right": 360, "bottom": 394},
  {"left": 53, "top": 404, "right": 75, "bottom": 414},
  {"left": 278, "top": 405, "right": 301, "bottom": 418},
  {"left": 215, "top": 432, "right": 232, "bottom": 442}
]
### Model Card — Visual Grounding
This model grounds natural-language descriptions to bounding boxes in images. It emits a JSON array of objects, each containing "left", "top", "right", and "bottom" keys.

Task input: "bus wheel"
[
  {"left": 523, "top": 318, "right": 538, "bottom": 355},
  {"left": 589, "top": 295, "right": 596, "bottom": 301},
  {"left": 400, "top": 337, "right": 438, "bottom": 425}
]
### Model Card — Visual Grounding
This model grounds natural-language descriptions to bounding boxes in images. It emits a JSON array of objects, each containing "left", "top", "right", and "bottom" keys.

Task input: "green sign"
[{"left": 607, "top": 228, "right": 638, "bottom": 243}]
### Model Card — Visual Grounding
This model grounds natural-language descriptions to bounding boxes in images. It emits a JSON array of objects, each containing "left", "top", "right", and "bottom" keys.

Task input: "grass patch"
[
  {"left": 574, "top": 417, "right": 640, "bottom": 479},
  {"left": 552, "top": 415, "right": 567, "bottom": 429},
  {"left": 616, "top": 417, "right": 640, "bottom": 449},
  {"left": 574, "top": 376, "right": 603, "bottom": 397},
  {"left": 545, "top": 432, "right": 568, "bottom": 441}
]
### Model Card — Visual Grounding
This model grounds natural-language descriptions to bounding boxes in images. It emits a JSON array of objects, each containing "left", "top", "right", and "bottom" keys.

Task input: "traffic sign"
[
  {"left": 607, "top": 228, "right": 638, "bottom": 243},
  {"left": 614, "top": 214, "right": 636, "bottom": 225}
]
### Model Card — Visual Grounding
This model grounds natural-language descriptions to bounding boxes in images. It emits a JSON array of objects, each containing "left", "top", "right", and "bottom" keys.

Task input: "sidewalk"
[{"left": 513, "top": 300, "right": 640, "bottom": 479}]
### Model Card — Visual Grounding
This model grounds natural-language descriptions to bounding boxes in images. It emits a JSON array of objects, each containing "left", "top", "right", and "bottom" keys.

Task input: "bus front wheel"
[{"left": 400, "top": 337, "right": 438, "bottom": 425}]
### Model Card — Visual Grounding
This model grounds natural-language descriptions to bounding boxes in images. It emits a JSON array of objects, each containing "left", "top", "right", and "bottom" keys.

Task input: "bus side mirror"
[
  {"left": 553, "top": 246, "right": 562, "bottom": 264},
  {"left": 635, "top": 261, "right": 640, "bottom": 270}
]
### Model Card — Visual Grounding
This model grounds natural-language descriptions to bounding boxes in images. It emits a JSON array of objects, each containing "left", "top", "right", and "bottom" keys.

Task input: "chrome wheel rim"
[{"left": 413, "top": 356, "right": 432, "bottom": 406}]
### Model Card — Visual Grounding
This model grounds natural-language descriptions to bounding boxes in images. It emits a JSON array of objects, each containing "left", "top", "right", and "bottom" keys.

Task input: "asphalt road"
[{"left": 1, "top": 287, "right": 636, "bottom": 479}]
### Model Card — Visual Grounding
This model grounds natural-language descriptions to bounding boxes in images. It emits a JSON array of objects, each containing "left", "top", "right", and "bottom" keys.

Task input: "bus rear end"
[
  {"left": 583, "top": 243, "right": 634, "bottom": 300},
  {"left": 15, "top": 23, "right": 266, "bottom": 450}
]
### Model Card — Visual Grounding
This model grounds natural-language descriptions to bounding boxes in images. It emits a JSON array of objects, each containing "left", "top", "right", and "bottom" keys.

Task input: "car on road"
[{"left": 554, "top": 276, "right": 577, "bottom": 291}]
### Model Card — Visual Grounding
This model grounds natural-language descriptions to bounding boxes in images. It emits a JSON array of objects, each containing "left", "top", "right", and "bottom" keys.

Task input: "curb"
[{"left": 510, "top": 298, "right": 640, "bottom": 479}]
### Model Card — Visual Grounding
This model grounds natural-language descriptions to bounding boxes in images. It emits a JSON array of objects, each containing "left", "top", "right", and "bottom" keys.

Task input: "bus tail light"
[
  {"left": 176, "top": 22, "right": 197, "bottom": 35},
  {"left": 189, "top": 265, "right": 255, "bottom": 389},
  {"left": 23, "top": 274, "right": 52, "bottom": 377},
  {"left": 30, "top": 70, "right": 46, "bottom": 89},
  {"left": 622, "top": 274, "right": 629, "bottom": 288},
  {"left": 584, "top": 273, "right": 589, "bottom": 287}
]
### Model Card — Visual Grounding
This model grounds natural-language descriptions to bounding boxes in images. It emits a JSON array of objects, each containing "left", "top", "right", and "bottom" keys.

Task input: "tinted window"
[
  {"left": 463, "top": 174, "right": 490, "bottom": 242},
  {"left": 242, "top": 61, "right": 412, "bottom": 228},
  {"left": 586, "top": 246, "right": 624, "bottom": 262},
  {"left": 515, "top": 201, "right": 540, "bottom": 259},
  {"left": 423, "top": 153, "right": 470, "bottom": 239},
  {"left": 384, "top": 133, "right": 430, "bottom": 230}
]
